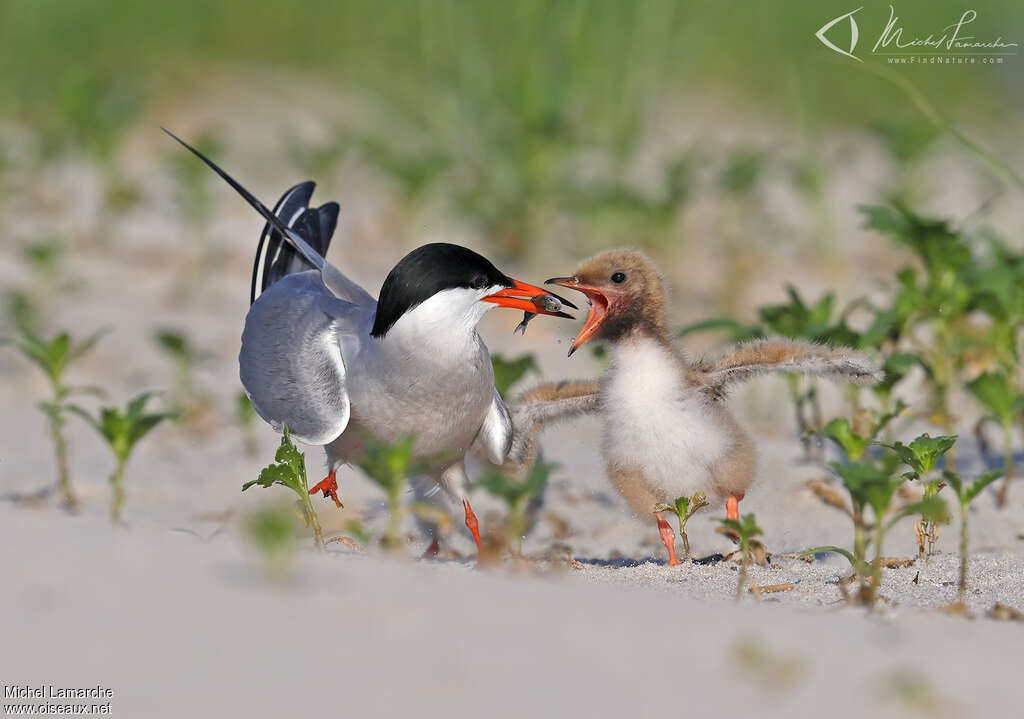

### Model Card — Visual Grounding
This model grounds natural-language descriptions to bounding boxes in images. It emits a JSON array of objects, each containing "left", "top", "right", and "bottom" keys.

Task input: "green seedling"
[
  {"left": 2, "top": 326, "right": 103, "bottom": 508},
  {"left": 71, "top": 393, "right": 176, "bottom": 522},
  {"left": 862, "top": 204, "right": 975, "bottom": 463},
  {"left": 871, "top": 353, "right": 919, "bottom": 423},
  {"left": 814, "top": 400, "right": 908, "bottom": 462},
  {"left": 154, "top": 329, "right": 197, "bottom": 398},
  {"left": 652, "top": 491, "right": 709, "bottom": 560},
  {"left": 352, "top": 434, "right": 451, "bottom": 551},
  {"left": 243, "top": 502, "right": 301, "bottom": 578},
  {"left": 943, "top": 469, "right": 1003, "bottom": 604},
  {"left": 235, "top": 390, "right": 259, "bottom": 457},
  {"left": 803, "top": 453, "right": 949, "bottom": 606},
  {"left": 491, "top": 353, "right": 539, "bottom": 399},
  {"left": 877, "top": 433, "right": 957, "bottom": 560},
  {"left": 717, "top": 513, "right": 763, "bottom": 599},
  {"left": 243, "top": 427, "right": 324, "bottom": 549},
  {"left": 478, "top": 460, "right": 555, "bottom": 555},
  {"left": 966, "top": 372, "right": 1020, "bottom": 507}
]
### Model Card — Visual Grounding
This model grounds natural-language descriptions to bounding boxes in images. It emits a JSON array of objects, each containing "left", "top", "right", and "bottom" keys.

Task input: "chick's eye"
[{"left": 611, "top": 272, "right": 626, "bottom": 284}]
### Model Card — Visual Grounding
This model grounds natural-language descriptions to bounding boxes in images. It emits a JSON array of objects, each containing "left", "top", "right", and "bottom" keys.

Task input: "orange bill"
[
  {"left": 483, "top": 279, "right": 577, "bottom": 318},
  {"left": 545, "top": 276, "right": 609, "bottom": 356}
]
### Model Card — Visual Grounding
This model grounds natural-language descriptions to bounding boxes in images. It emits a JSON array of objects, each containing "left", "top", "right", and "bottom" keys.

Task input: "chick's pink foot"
[
  {"left": 656, "top": 513, "right": 681, "bottom": 566},
  {"left": 309, "top": 470, "right": 342, "bottom": 508}
]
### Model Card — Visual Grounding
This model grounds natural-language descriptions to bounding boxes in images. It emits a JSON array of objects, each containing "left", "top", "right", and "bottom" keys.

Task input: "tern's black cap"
[{"left": 370, "top": 243, "right": 514, "bottom": 338}]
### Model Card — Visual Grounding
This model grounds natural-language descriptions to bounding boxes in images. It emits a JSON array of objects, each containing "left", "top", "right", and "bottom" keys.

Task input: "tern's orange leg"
[
  {"left": 422, "top": 537, "right": 441, "bottom": 559},
  {"left": 309, "top": 469, "right": 342, "bottom": 508},
  {"left": 656, "top": 512, "right": 681, "bottom": 567},
  {"left": 463, "top": 498, "right": 482, "bottom": 551}
]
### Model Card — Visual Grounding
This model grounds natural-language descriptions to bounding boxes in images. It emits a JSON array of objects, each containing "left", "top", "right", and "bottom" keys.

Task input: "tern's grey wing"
[
  {"left": 240, "top": 270, "right": 372, "bottom": 446},
  {"left": 472, "top": 389, "right": 513, "bottom": 465}
]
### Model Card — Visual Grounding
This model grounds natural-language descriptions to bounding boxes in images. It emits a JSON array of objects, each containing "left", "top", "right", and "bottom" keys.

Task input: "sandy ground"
[{"left": 2, "top": 99, "right": 1024, "bottom": 717}]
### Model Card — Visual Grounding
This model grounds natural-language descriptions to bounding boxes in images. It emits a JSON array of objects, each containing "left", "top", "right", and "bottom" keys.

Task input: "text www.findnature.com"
[{"left": 3, "top": 704, "right": 112, "bottom": 715}]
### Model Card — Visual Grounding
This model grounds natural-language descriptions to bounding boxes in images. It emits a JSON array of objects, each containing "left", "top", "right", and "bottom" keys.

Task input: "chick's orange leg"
[
  {"left": 309, "top": 469, "right": 342, "bottom": 508},
  {"left": 463, "top": 498, "right": 482, "bottom": 550},
  {"left": 656, "top": 513, "right": 681, "bottom": 566},
  {"left": 726, "top": 493, "right": 744, "bottom": 522}
]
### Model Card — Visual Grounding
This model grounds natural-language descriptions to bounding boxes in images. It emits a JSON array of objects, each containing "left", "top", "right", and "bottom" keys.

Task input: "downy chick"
[{"left": 510, "top": 249, "right": 880, "bottom": 565}]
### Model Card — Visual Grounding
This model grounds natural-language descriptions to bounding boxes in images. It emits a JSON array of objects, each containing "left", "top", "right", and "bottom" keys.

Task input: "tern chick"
[{"left": 510, "top": 249, "right": 880, "bottom": 565}]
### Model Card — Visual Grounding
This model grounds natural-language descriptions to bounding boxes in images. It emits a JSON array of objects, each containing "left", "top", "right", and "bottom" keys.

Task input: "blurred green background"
[{"left": 2, "top": 0, "right": 1023, "bottom": 313}]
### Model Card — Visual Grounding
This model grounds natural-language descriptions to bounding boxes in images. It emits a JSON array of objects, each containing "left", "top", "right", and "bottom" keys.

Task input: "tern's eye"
[
  {"left": 471, "top": 275, "right": 489, "bottom": 290},
  {"left": 611, "top": 271, "right": 626, "bottom": 284}
]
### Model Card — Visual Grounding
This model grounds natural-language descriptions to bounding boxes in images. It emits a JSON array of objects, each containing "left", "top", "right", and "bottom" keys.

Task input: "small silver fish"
[
  {"left": 514, "top": 294, "right": 565, "bottom": 335},
  {"left": 514, "top": 312, "right": 536, "bottom": 335},
  {"left": 535, "top": 294, "right": 563, "bottom": 314}
]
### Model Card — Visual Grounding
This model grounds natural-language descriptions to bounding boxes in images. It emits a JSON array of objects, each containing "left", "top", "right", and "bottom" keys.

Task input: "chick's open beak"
[
  {"left": 545, "top": 276, "right": 610, "bottom": 356},
  {"left": 483, "top": 278, "right": 577, "bottom": 319}
]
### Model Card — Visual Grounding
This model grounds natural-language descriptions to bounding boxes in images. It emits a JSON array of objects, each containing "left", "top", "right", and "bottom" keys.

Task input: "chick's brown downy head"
[{"left": 546, "top": 249, "right": 668, "bottom": 355}]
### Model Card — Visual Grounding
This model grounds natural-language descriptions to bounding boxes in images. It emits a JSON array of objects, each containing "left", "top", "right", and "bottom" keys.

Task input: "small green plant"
[
  {"left": 478, "top": 460, "right": 555, "bottom": 555},
  {"left": 718, "top": 513, "right": 763, "bottom": 599},
  {"left": 804, "top": 451, "right": 949, "bottom": 606},
  {"left": 154, "top": 329, "right": 198, "bottom": 399},
  {"left": 2, "top": 327, "right": 103, "bottom": 508},
  {"left": 652, "top": 491, "right": 709, "bottom": 560},
  {"left": 942, "top": 469, "right": 1003, "bottom": 604},
  {"left": 813, "top": 400, "right": 908, "bottom": 462},
  {"left": 352, "top": 433, "right": 450, "bottom": 551},
  {"left": 243, "top": 427, "right": 325, "bottom": 550},
  {"left": 491, "top": 353, "right": 539, "bottom": 398},
  {"left": 71, "top": 393, "right": 176, "bottom": 522},
  {"left": 243, "top": 503, "right": 300, "bottom": 577},
  {"left": 877, "top": 433, "right": 957, "bottom": 560},
  {"left": 966, "top": 372, "right": 1020, "bottom": 507}
]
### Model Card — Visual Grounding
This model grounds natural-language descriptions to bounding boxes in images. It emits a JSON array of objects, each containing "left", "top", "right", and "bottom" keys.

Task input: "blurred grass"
[
  {"left": 2, "top": 1, "right": 1021, "bottom": 265},
  {"left": 3, "top": 0, "right": 1020, "bottom": 159}
]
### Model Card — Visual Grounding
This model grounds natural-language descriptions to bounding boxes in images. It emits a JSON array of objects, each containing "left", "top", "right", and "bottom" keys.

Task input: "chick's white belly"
[{"left": 602, "top": 392, "right": 731, "bottom": 498}]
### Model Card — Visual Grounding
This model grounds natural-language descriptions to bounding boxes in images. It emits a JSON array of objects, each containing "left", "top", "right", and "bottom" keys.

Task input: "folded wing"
[{"left": 241, "top": 271, "right": 373, "bottom": 446}]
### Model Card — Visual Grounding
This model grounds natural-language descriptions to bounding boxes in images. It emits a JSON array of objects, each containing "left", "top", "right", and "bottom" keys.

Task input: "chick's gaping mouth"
[{"left": 544, "top": 277, "right": 610, "bottom": 356}]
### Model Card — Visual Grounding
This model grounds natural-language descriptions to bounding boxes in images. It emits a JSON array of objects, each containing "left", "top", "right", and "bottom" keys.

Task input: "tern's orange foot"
[
  {"left": 656, "top": 513, "right": 681, "bottom": 566},
  {"left": 309, "top": 470, "right": 342, "bottom": 508},
  {"left": 463, "top": 498, "right": 482, "bottom": 551}
]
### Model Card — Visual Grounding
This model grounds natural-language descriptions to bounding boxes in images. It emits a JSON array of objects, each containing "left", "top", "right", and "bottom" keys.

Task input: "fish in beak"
[
  {"left": 544, "top": 276, "right": 610, "bottom": 356},
  {"left": 482, "top": 279, "right": 577, "bottom": 320}
]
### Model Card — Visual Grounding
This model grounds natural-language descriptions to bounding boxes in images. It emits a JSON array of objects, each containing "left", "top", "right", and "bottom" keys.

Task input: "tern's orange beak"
[
  {"left": 482, "top": 279, "right": 577, "bottom": 319},
  {"left": 544, "top": 276, "right": 610, "bottom": 356}
]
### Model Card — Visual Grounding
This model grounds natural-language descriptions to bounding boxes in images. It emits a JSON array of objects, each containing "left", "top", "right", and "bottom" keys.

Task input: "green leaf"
[
  {"left": 964, "top": 470, "right": 1003, "bottom": 506},
  {"left": 876, "top": 354, "right": 920, "bottom": 394},
  {"left": 885, "top": 495, "right": 949, "bottom": 531},
  {"left": 877, "top": 433, "right": 957, "bottom": 477},
  {"left": 828, "top": 460, "right": 893, "bottom": 512},
  {"left": 815, "top": 418, "right": 868, "bottom": 461},
  {"left": 491, "top": 353, "right": 539, "bottom": 398},
  {"left": 966, "top": 372, "right": 1016, "bottom": 424},
  {"left": 244, "top": 427, "right": 307, "bottom": 497}
]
